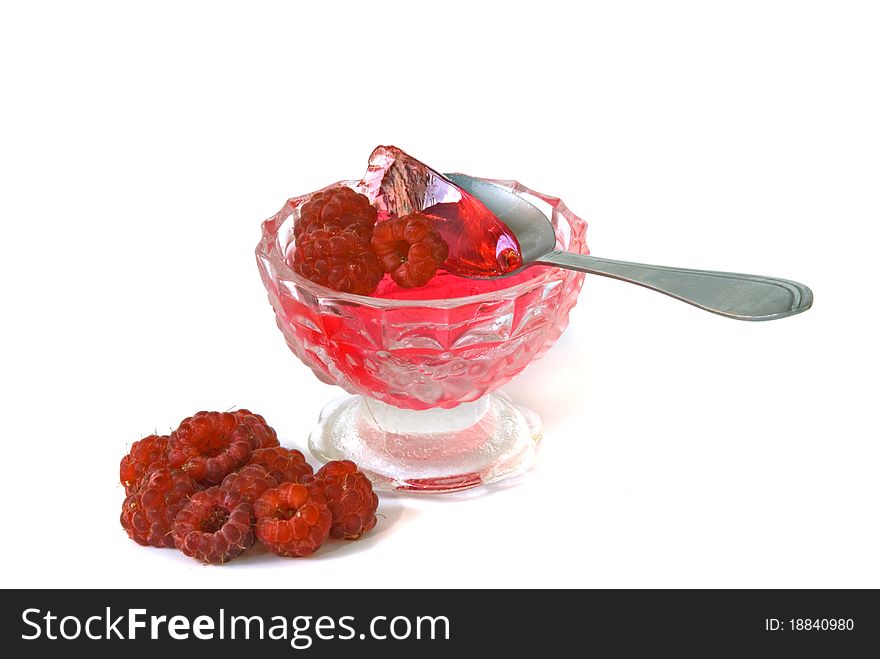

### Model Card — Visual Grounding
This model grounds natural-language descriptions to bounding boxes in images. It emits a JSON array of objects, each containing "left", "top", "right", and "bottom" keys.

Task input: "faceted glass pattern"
[{"left": 256, "top": 178, "right": 589, "bottom": 411}]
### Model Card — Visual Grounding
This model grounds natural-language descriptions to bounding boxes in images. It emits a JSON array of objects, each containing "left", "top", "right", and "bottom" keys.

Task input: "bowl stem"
[{"left": 308, "top": 393, "right": 542, "bottom": 493}]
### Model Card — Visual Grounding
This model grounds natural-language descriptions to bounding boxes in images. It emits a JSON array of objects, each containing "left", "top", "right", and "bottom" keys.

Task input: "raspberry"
[
  {"left": 220, "top": 464, "right": 278, "bottom": 504},
  {"left": 370, "top": 213, "right": 448, "bottom": 288},
  {"left": 254, "top": 482, "right": 332, "bottom": 557},
  {"left": 120, "top": 467, "right": 200, "bottom": 548},
  {"left": 120, "top": 434, "right": 169, "bottom": 495},
  {"left": 293, "top": 226, "right": 384, "bottom": 295},
  {"left": 294, "top": 187, "right": 377, "bottom": 242},
  {"left": 173, "top": 487, "right": 255, "bottom": 564},
  {"left": 233, "top": 409, "right": 280, "bottom": 450},
  {"left": 167, "top": 412, "right": 252, "bottom": 486},
  {"left": 249, "top": 446, "right": 314, "bottom": 485},
  {"left": 315, "top": 460, "right": 379, "bottom": 540}
]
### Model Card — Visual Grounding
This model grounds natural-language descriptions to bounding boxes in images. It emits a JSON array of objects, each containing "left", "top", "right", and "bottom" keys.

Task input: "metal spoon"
[{"left": 446, "top": 173, "right": 813, "bottom": 321}]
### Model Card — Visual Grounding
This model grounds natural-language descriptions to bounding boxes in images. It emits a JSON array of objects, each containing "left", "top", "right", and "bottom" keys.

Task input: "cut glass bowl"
[{"left": 256, "top": 177, "right": 588, "bottom": 492}]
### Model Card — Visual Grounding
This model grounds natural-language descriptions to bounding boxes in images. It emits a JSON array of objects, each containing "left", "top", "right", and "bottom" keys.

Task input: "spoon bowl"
[{"left": 446, "top": 173, "right": 558, "bottom": 266}]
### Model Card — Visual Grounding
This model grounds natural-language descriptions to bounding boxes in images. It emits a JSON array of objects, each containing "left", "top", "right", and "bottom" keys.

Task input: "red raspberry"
[
  {"left": 254, "top": 482, "right": 332, "bottom": 557},
  {"left": 233, "top": 409, "right": 280, "bottom": 450},
  {"left": 294, "top": 187, "right": 377, "bottom": 242},
  {"left": 120, "top": 467, "right": 200, "bottom": 548},
  {"left": 370, "top": 213, "right": 448, "bottom": 288},
  {"left": 315, "top": 460, "right": 379, "bottom": 540},
  {"left": 249, "top": 446, "right": 314, "bottom": 485},
  {"left": 172, "top": 487, "right": 255, "bottom": 564},
  {"left": 120, "top": 434, "right": 169, "bottom": 495},
  {"left": 293, "top": 226, "right": 384, "bottom": 295},
  {"left": 220, "top": 464, "right": 278, "bottom": 504},
  {"left": 167, "top": 412, "right": 252, "bottom": 486}
]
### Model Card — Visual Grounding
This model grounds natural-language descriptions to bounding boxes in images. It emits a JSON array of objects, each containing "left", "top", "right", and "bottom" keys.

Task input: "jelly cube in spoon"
[{"left": 357, "top": 145, "right": 523, "bottom": 277}]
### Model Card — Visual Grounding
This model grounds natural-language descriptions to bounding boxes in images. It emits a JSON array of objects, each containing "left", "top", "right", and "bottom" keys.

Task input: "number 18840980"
[{"left": 790, "top": 619, "right": 854, "bottom": 631}]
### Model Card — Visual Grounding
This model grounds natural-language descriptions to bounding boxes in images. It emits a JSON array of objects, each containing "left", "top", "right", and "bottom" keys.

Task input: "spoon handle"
[{"left": 535, "top": 251, "right": 813, "bottom": 321}]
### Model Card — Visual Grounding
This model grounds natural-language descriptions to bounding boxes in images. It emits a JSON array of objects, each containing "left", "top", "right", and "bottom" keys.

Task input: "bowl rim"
[{"left": 256, "top": 176, "right": 587, "bottom": 309}]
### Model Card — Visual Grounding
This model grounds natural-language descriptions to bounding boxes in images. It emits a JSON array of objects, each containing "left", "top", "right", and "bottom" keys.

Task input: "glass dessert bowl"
[{"left": 256, "top": 176, "right": 588, "bottom": 493}]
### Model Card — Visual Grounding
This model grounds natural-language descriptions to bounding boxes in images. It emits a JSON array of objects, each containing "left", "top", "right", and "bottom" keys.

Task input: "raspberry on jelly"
[
  {"left": 120, "top": 467, "right": 200, "bottom": 548},
  {"left": 315, "top": 460, "right": 379, "bottom": 540},
  {"left": 120, "top": 434, "right": 169, "bottom": 495},
  {"left": 254, "top": 482, "right": 332, "bottom": 557},
  {"left": 167, "top": 411, "right": 253, "bottom": 486},
  {"left": 370, "top": 213, "right": 448, "bottom": 288},
  {"left": 294, "top": 187, "right": 377, "bottom": 243},
  {"left": 173, "top": 487, "right": 255, "bottom": 564},
  {"left": 248, "top": 446, "right": 314, "bottom": 485},
  {"left": 293, "top": 226, "right": 384, "bottom": 296}
]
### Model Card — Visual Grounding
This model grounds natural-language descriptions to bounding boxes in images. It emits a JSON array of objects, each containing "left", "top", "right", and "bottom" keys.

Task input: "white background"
[{"left": 1, "top": 1, "right": 878, "bottom": 589}]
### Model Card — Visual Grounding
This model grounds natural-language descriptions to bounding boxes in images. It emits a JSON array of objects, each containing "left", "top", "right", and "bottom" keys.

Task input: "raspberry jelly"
[{"left": 358, "top": 145, "right": 523, "bottom": 278}]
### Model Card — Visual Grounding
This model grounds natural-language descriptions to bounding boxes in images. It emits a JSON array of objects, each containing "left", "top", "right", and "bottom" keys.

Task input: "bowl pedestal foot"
[{"left": 308, "top": 393, "right": 542, "bottom": 493}]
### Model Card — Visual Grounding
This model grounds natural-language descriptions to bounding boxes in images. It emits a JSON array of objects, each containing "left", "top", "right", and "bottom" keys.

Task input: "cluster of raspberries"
[
  {"left": 120, "top": 410, "right": 378, "bottom": 564},
  {"left": 292, "top": 186, "right": 449, "bottom": 294}
]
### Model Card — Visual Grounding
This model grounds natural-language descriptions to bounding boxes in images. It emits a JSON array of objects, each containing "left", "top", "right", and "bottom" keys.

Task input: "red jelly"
[{"left": 358, "top": 145, "right": 523, "bottom": 278}]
